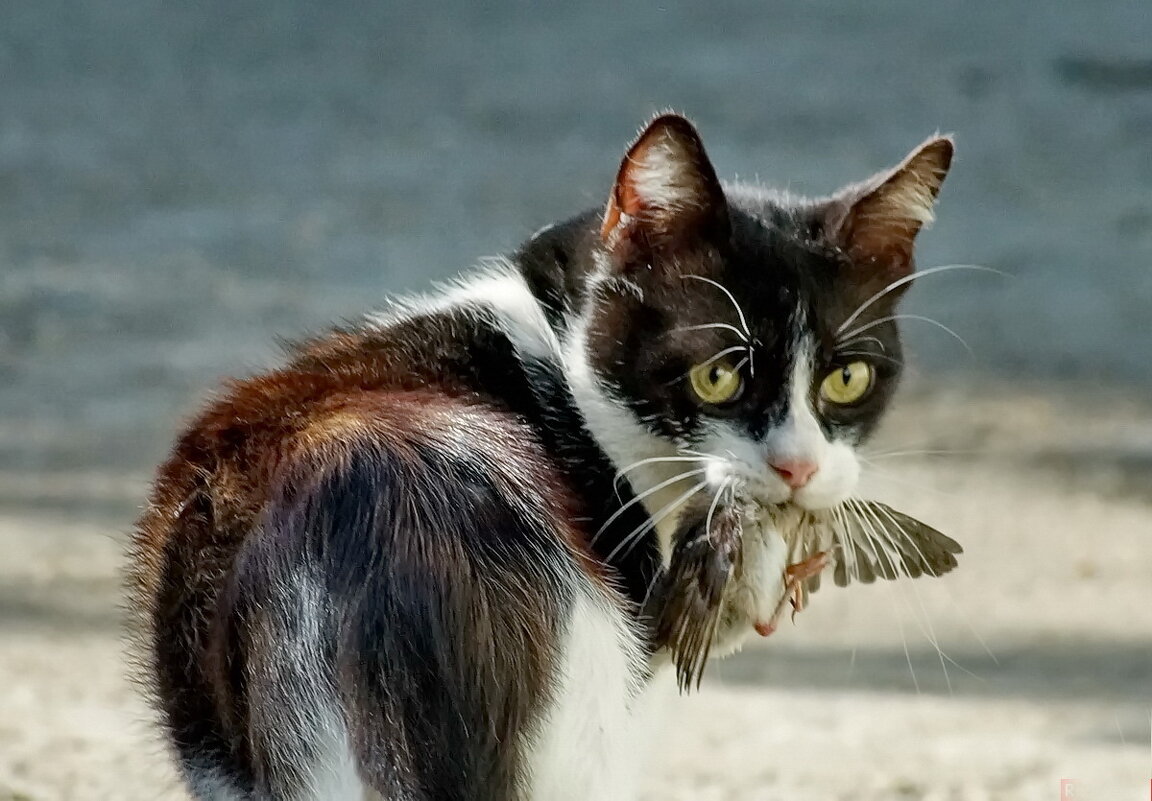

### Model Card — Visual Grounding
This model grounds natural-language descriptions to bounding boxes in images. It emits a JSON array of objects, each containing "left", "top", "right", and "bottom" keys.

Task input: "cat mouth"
[{"left": 746, "top": 483, "right": 836, "bottom": 512}]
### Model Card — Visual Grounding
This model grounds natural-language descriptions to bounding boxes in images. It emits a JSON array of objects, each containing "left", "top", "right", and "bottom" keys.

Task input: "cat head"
[{"left": 565, "top": 113, "right": 952, "bottom": 515}]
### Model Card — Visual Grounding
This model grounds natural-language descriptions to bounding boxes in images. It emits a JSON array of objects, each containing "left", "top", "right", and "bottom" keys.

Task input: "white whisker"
[
  {"left": 672, "top": 322, "right": 748, "bottom": 341},
  {"left": 859, "top": 502, "right": 957, "bottom": 693},
  {"left": 679, "top": 448, "right": 713, "bottom": 460},
  {"left": 640, "top": 564, "right": 666, "bottom": 615},
  {"left": 638, "top": 478, "right": 724, "bottom": 612},
  {"left": 700, "top": 344, "right": 748, "bottom": 369},
  {"left": 866, "top": 501, "right": 998, "bottom": 668},
  {"left": 615, "top": 456, "right": 706, "bottom": 476},
  {"left": 844, "top": 499, "right": 884, "bottom": 570},
  {"left": 837, "top": 335, "right": 886, "bottom": 352},
  {"left": 698, "top": 478, "right": 730, "bottom": 546},
  {"left": 839, "top": 314, "right": 974, "bottom": 356},
  {"left": 592, "top": 468, "right": 707, "bottom": 547},
  {"left": 835, "top": 264, "right": 1005, "bottom": 336},
  {"left": 606, "top": 479, "right": 710, "bottom": 564},
  {"left": 856, "top": 459, "right": 955, "bottom": 497},
  {"left": 837, "top": 350, "right": 905, "bottom": 367},
  {"left": 683, "top": 275, "right": 751, "bottom": 337},
  {"left": 832, "top": 503, "right": 861, "bottom": 583},
  {"left": 664, "top": 345, "right": 748, "bottom": 387},
  {"left": 613, "top": 455, "right": 705, "bottom": 496},
  {"left": 863, "top": 447, "right": 974, "bottom": 460},
  {"left": 847, "top": 499, "right": 921, "bottom": 694},
  {"left": 833, "top": 507, "right": 862, "bottom": 678}
]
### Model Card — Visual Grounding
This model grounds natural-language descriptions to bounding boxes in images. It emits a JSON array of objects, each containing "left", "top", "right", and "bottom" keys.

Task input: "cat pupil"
[
  {"left": 841, "top": 366, "right": 852, "bottom": 384},
  {"left": 710, "top": 366, "right": 722, "bottom": 383}
]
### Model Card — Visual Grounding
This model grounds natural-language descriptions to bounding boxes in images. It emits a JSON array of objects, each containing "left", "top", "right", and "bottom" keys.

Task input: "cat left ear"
[
  {"left": 827, "top": 136, "right": 953, "bottom": 283},
  {"left": 601, "top": 114, "right": 729, "bottom": 254}
]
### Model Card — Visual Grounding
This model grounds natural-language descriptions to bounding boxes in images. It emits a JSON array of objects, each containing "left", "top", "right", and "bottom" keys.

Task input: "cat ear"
[
  {"left": 601, "top": 114, "right": 728, "bottom": 253},
  {"left": 827, "top": 136, "right": 953, "bottom": 283}
]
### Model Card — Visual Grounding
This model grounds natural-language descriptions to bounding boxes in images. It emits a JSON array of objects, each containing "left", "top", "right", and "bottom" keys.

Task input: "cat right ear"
[
  {"left": 601, "top": 114, "right": 729, "bottom": 257},
  {"left": 826, "top": 136, "right": 954, "bottom": 289}
]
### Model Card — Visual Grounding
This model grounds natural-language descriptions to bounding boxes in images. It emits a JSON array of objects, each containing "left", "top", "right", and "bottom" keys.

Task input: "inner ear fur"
[
  {"left": 601, "top": 113, "right": 729, "bottom": 253},
  {"left": 826, "top": 136, "right": 953, "bottom": 284}
]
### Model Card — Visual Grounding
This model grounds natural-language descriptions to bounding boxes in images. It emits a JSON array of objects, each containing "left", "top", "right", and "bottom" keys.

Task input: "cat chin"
[
  {"left": 791, "top": 442, "right": 862, "bottom": 510},
  {"left": 791, "top": 488, "right": 852, "bottom": 512},
  {"left": 735, "top": 469, "right": 858, "bottom": 512}
]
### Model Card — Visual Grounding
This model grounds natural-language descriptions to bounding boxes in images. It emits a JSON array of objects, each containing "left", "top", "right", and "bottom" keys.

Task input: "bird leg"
[{"left": 754, "top": 551, "right": 829, "bottom": 637}]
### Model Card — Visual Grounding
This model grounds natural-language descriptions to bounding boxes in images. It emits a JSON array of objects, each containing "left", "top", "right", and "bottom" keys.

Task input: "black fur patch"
[{"left": 218, "top": 431, "right": 575, "bottom": 799}]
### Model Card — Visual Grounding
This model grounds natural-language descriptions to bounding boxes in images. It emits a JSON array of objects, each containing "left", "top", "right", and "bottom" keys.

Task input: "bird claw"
[{"left": 756, "top": 551, "right": 830, "bottom": 636}]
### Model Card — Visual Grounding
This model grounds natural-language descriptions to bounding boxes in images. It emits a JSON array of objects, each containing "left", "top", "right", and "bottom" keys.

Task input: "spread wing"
[{"left": 799, "top": 500, "right": 962, "bottom": 593}]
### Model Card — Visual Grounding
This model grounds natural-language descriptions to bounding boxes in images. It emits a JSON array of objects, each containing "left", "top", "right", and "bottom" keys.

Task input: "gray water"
[{"left": 1, "top": 0, "right": 1150, "bottom": 477}]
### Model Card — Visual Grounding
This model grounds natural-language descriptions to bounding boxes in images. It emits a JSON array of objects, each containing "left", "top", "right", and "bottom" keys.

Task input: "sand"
[{"left": 1, "top": 388, "right": 1150, "bottom": 800}]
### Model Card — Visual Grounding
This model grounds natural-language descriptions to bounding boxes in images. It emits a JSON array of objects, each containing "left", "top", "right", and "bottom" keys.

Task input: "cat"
[{"left": 126, "top": 112, "right": 957, "bottom": 801}]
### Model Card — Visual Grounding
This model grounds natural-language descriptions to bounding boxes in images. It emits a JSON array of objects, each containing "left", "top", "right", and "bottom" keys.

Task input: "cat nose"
[{"left": 770, "top": 459, "right": 818, "bottom": 490}]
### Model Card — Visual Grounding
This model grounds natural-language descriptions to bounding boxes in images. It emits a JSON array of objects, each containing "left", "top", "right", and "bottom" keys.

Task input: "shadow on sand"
[{"left": 716, "top": 637, "right": 1152, "bottom": 707}]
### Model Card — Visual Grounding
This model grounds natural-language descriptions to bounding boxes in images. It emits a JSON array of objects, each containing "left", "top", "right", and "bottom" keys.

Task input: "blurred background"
[{"left": 1, "top": 1, "right": 1149, "bottom": 799}]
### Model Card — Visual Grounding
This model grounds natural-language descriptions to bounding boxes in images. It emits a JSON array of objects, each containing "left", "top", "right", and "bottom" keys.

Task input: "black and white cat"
[{"left": 127, "top": 113, "right": 959, "bottom": 800}]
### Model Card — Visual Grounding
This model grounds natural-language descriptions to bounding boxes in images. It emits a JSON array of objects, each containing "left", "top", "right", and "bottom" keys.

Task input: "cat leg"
[{"left": 521, "top": 590, "right": 649, "bottom": 801}]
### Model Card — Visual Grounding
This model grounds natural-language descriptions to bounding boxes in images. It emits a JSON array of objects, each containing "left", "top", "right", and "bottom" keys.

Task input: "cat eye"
[
  {"left": 820, "top": 361, "right": 874, "bottom": 406},
  {"left": 689, "top": 359, "right": 744, "bottom": 406}
]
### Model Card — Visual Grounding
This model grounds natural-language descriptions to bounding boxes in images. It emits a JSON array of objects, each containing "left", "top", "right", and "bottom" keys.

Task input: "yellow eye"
[
  {"left": 689, "top": 359, "right": 744, "bottom": 405},
  {"left": 820, "top": 361, "right": 874, "bottom": 405}
]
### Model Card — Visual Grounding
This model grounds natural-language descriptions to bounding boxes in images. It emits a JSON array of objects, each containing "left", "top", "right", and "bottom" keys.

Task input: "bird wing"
[{"left": 799, "top": 500, "right": 962, "bottom": 593}]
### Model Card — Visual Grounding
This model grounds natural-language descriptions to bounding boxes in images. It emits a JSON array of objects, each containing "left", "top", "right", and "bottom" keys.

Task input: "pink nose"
[{"left": 770, "top": 459, "right": 818, "bottom": 490}]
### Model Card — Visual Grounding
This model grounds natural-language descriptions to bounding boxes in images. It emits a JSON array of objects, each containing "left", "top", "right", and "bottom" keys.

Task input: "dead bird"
[{"left": 650, "top": 496, "right": 962, "bottom": 691}]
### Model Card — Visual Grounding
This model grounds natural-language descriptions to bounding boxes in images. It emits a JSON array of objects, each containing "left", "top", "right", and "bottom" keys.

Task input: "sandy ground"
[{"left": 1, "top": 388, "right": 1150, "bottom": 801}]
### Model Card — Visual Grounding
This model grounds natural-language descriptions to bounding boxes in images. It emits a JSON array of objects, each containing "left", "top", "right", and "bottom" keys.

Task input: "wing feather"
[{"left": 812, "top": 500, "right": 961, "bottom": 592}]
